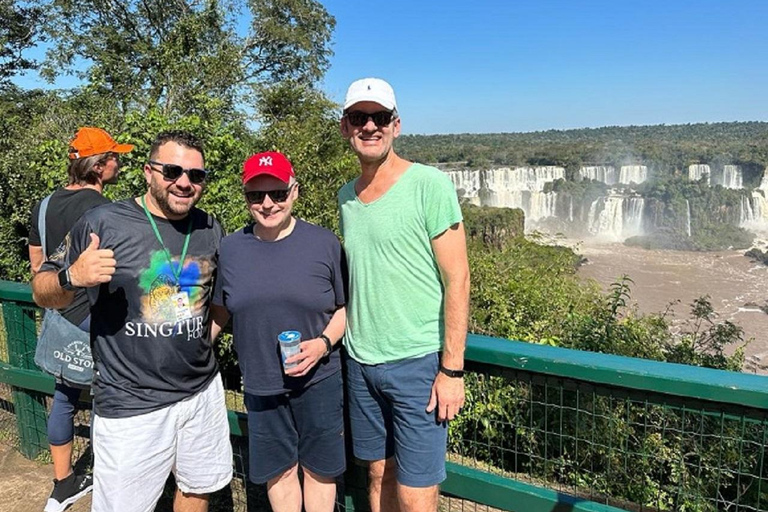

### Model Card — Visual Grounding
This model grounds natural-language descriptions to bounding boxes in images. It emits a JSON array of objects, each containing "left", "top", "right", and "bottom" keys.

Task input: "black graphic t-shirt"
[
  {"left": 30, "top": 188, "right": 110, "bottom": 326},
  {"left": 40, "top": 198, "right": 224, "bottom": 418}
]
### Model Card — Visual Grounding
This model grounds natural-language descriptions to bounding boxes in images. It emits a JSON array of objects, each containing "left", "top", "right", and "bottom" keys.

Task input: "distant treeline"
[{"left": 397, "top": 122, "right": 768, "bottom": 172}]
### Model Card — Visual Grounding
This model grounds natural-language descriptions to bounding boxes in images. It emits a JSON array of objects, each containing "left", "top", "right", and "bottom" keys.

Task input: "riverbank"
[{"left": 571, "top": 239, "right": 768, "bottom": 373}]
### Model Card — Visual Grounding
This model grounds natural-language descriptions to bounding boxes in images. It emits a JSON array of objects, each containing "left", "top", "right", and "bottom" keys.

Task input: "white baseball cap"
[{"left": 343, "top": 78, "right": 398, "bottom": 113}]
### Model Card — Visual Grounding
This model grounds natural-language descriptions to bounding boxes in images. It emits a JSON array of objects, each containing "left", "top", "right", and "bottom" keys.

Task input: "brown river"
[{"left": 567, "top": 239, "right": 768, "bottom": 373}]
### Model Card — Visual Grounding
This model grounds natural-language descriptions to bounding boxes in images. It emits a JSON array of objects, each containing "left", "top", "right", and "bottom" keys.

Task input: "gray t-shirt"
[
  {"left": 213, "top": 219, "right": 346, "bottom": 395},
  {"left": 41, "top": 198, "right": 223, "bottom": 418}
]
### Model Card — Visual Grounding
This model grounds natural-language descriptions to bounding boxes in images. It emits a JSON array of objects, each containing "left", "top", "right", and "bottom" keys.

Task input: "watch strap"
[
  {"left": 319, "top": 334, "right": 332, "bottom": 357},
  {"left": 439, "top": 364, "right": 465, "bottom": 378}
]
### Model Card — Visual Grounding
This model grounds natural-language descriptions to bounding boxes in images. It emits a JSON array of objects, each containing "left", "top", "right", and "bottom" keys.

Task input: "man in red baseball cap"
[
  {"left": 29, "top": 126, "right": 133, "bottom": 512},
  {"left": 211, "top": 151, "right": 347, "bottom": 512}
]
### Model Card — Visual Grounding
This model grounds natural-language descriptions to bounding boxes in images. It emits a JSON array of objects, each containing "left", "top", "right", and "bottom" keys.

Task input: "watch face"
[{"left": 58, "top": 268, "right": 72, "bottom": 290}]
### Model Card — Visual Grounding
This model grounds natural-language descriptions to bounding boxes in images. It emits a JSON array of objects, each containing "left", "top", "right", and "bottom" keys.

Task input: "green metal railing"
[{"left": 2, "top": 279, "right": 768, "bottom": 511}]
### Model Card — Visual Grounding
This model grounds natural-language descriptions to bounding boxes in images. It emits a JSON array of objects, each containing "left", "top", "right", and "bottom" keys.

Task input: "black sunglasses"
[
  {"left": 344, "top": 110, "right": 395, "bottom": 128},
  {"left": 244, "top": 185, "right": 294, "bottom": 205},
  {"left": 148, "top": 160, "right": 209, "bottom": 184}
]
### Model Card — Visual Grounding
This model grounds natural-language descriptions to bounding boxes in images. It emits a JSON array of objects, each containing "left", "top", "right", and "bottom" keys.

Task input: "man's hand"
[
  {"left": 426, "top": 371, "right": 465, "bottom": 422},
  {"left": 285, "top": 337, "right": 327, "bottom": 377},
  {"left": 68, "top": 233, "right": 116, "bottom": 287}
]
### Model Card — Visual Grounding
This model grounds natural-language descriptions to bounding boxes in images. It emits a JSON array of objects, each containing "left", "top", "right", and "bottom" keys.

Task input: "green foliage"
[
  {"left": 461, "top": 203, "right": 524, "bottom": 247},
  {"left": 251, "top": 81, "right": 358, "bottom": 233},
  {"left": 0, "top": 0, "right": 44, "bottom": 86},
  {"left": 665, "top": 296, "right": 745, "bottom": 371},
  {"left": 40, "top": 0, "right": 334, "bottom": 119},
  {"left": 454, "top": 216, "right": 748, "bottom": 509}
]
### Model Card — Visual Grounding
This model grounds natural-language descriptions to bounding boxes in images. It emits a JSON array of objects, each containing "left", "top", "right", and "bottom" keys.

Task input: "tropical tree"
[{"left": 40, "top": 0, "right": 335, "bottom": 119}]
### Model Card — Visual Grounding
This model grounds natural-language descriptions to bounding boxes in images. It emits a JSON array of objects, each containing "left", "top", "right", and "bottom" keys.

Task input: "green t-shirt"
[{"left": 338, "top": 163, "right": 463, "bottom": 364}]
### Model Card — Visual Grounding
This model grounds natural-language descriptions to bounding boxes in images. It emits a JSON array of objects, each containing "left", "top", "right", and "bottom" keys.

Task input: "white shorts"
[{"left": 91, "top": 374, "right": 233, "bottom": 512}]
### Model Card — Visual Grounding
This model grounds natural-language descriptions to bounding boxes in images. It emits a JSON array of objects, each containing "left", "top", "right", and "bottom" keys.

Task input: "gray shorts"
[{"left": 346, "top": 352, "right": 447, "bottom": 487}]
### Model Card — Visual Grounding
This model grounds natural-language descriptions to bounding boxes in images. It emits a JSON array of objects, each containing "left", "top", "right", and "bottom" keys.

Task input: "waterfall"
[
  {"left": 619, "top": 165, "right": 648, "bottom": 185},
  {"left": 446, "top": 166, "right": 565, "bottom": 222},
  {"left": 740, "top": 191, "right": 768, "bottom": 232},
  {"left": 721, "top": 165, "right": 743, "bottom": 189},
  {"left": 688, "top": 164, "right": 710, "bottom": 185},
  {"left": 588, "top": 197, "right": 624, "bottom": 240},
  {"left": 447, "top": 169, "right": 481, "bottom": 203},
  {"left": 624, "top": 197, "right": 645, "bottom": 238},
  {"left": 685, "top": 200, "right": 692, "bottom": 237},
  {"left": 579, "top": 166, "right": 617, "bottom": 185},
  {"left": 568, "top": 196, "right": 574, "bottom": 222},
  {"left": 759, "top": 168, "right": 768, "bottom": 191},
  {"left": 528, "top": 192, "right": 558, "bottom": 221},
  {"left": 588, "top": 195, "right": 645, "bottom": 240}
]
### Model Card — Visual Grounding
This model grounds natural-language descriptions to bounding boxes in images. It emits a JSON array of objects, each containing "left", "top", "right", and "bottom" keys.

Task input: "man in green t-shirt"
[{"left": 338, "top": 77, "right": 470, "bottom": 512}]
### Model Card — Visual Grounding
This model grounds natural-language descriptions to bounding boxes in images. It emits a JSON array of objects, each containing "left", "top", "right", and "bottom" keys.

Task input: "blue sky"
[
  {"left": 14, "top": 0, "right": 768, "bottom": 135},
  {"left": 320, "top": 0, "right": 768, "bottom": 134}
]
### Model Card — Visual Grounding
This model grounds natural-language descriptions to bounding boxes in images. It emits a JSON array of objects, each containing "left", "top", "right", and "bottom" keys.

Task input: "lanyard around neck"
[{"left": 140, "top": 195, "right": 192, "bottom": 286}]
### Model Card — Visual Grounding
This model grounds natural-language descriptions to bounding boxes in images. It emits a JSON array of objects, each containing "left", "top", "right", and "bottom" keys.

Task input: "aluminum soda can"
[{"left": 278, "top": 331, "right": 301, "bottom": 370}]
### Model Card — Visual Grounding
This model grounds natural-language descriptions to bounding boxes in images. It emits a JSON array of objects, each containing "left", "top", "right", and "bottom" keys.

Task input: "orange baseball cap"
[{"left": 68, "top": 127, "right": 134, "bottom": 160}]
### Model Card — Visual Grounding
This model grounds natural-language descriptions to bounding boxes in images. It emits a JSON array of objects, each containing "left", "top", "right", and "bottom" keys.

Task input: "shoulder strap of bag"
[{"left": 38, "top": 194, "right": 52, "bottom": 257}]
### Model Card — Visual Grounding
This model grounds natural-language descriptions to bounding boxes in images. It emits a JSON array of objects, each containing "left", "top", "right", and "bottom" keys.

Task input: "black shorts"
[{"left": 245, "top": 371, "right": 346, "bottom": 484}]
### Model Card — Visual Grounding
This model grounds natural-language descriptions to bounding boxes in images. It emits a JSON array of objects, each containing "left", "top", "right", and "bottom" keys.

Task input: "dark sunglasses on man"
[
  {"left": 244, "top": 185, "right": 295, "bottom": 205},
  {"left": 344, "top": 110, "right": 396, "bottom": 128},
  {"left": 148, "top": 160, "right": 209, "bottom": 184}
]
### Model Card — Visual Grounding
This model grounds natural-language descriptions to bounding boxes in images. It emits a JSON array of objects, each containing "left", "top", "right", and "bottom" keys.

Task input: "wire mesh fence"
[
  {"left": 3, "top": 289, "right": 768, "bottom": 511},
  {"left": 449, "top": 365, "right": 768, "bottom": 511}
]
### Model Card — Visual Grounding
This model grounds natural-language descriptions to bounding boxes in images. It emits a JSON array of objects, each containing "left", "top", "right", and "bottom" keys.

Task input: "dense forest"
[{"left": 398, "top": 122, "right": 768, "bottom": 172}]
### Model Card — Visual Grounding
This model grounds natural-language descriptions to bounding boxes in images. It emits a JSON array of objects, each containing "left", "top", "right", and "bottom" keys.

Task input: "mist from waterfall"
[
  {"left": 619, "top": 165, "right": 648, "bottom": 185},
  {"left": 587, "top": 196, "right": 645, "bottom": 241}
]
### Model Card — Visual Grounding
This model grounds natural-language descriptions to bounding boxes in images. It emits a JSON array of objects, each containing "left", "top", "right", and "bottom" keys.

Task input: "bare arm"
[
  {"left": 426, "top": 222, "right": 470, "bottom": 421},
  {"left": 32, "top": 270, "right": 75, "bottom": 309},
  {"left": 285, "top": 306, "right": 347, "bottom": 377},
  {"left": 32, "top": 233, "right": 116, "bottom": 309},
  {"left": 209, "top": 303, "right": 231, "bottom": 342},
  {"left": 29, "top": 245, "right": 44, "bottom": 275}
]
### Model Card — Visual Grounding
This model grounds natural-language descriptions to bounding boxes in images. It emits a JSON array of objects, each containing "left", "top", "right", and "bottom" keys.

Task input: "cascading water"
[
  {"left": 588, "top": 195, "right": 645, "bottom": 241},
  {"left": 624, "top": 197, "right": 645, "bottom": 238},
  {"left": 446, "top": 166, "right": 566, "bottom": 222},
  {"left": 759, "top": 168, "right": 768, "bottom": 191},
  {"left": 448, "top": 170, "right": 481, "bottom": 204},
  {"left": 527, "top": 191, "right": 558, "bottom": 221},
  {"left": 588, "top": 197, "right": 625, "bottom": 240},
  {"left": 685, "top": 200, "right": 692, "bottom": 237},
  {"left": 619, "top": 165, "right": 648, "bottom": 185},
  {"left": 740, "top": 192, "right": 768, "bottom": 232},
  {"left": 721, "top": 165, "right": 743, "bottom": 189},
  {"left": 579, "top": 166, "right": 617, "bottom": 185},
  {"left": 688, "top": 164, "right": 710, "bottom": 185}
]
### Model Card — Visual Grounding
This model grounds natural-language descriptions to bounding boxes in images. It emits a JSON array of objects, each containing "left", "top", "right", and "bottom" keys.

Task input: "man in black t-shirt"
[
  {"left": 29, "top": 126, "right": 133, "bottom": 512},
  {"left": 32, "top": 131, "right": 232, "bottom": 512}
]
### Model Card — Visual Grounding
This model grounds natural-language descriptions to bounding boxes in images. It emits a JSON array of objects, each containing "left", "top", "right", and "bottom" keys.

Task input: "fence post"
[{"left": 3, "top": 301, "right": 48, "bottom": 459}]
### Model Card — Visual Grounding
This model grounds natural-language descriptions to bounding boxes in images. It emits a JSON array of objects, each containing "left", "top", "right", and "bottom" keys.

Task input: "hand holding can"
[{"left": 278, "top": 331, "right": 301, "bottom": 371}]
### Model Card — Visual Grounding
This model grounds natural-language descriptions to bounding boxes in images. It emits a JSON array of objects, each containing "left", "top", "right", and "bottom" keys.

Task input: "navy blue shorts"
[
  {"left": 245, "top": 371, "right": 345, "bottom": 484},
  {"left": 346, "top": 352, "right": 447, "bottom": 487}
]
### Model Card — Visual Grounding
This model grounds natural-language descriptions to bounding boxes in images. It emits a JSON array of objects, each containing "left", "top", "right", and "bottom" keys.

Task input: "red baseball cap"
[
  {"left": 242, "top": 151, "right": 295, "bottom": 184},
  {"left": 68, "top": 127, "right": 134, "bottom": 160}
]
